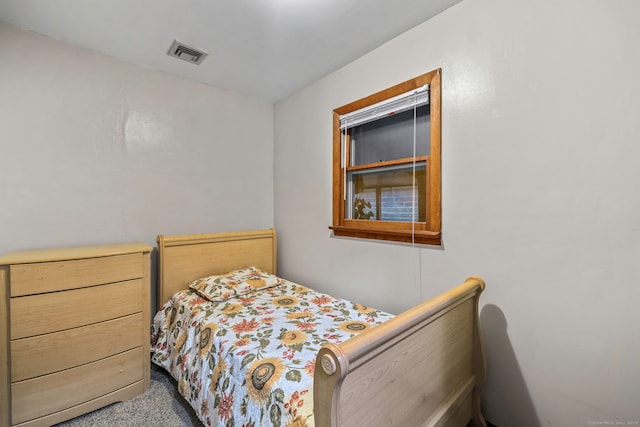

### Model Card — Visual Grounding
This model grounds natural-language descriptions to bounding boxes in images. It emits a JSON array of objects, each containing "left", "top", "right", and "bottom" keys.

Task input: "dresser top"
[{"left": 0, "top": 242, "right": 152, "bottom": 265}]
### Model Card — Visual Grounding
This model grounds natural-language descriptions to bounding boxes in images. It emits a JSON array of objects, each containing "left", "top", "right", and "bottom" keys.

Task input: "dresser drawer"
[
  {"left": 11, "top": 313, "right": 143, "bottom": 382},
  {"left": 11, "top": 279, "right": 142, "bottom": 339},
  {"left": 9, "top": 253, "right": 143, "bottom": 297},
  {"left": 0, "top": 242, "right": 151, "bottom": 427},
  {"left": 11, "top": 347, "right": 143, "bottom": 425}
]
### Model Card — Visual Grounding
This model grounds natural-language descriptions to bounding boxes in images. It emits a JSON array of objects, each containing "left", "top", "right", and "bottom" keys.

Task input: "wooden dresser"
[{"left": 0, "top": 243, "right": 152, "bottom": 427}]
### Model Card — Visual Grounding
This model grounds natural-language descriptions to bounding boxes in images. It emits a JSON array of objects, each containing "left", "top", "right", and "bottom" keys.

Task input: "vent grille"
[{"left": 167, "top": 40, "right": 208, "bottom": 65}]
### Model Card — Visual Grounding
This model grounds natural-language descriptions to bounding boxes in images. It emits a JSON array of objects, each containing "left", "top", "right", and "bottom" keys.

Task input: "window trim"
[{"left": 329, "top": 69, "right": 442, "bottom": 245}]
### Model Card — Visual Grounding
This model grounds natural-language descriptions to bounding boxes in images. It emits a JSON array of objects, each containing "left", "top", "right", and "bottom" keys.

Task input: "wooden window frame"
[{"left": 329, "top": 69, "right": 442, "bottom": 245}]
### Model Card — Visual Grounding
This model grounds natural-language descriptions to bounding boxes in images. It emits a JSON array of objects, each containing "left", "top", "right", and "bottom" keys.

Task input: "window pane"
[
  {"left": 350, "top": 105, "right": 430, "bottom": 166},
  {"left": 348, "top": 163, "right": 426, "bottom": 222}
]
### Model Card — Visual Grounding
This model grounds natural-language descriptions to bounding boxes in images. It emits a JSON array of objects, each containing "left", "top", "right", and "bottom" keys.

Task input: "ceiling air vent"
[{"left": 167, "top": 40, "right": 208, "bottom": 65}]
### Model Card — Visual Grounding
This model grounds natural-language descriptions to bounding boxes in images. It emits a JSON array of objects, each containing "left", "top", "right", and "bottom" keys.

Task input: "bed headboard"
[{"left": 156, "top": 228, "right": 277, "bottom": 309}]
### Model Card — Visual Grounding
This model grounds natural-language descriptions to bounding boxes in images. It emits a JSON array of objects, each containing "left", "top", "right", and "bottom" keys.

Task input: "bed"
[{"left": 151, "top": 228, "right": 487, "bottom": 427}]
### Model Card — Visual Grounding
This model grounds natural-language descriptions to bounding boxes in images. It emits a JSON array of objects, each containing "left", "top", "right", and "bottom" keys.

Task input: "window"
[{"left": 329, "top": 69, "right": 441, "bottom": 245}]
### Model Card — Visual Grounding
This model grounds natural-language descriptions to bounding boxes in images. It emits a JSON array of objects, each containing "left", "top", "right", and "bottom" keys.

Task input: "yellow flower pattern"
[
  {"left": 246, "top": 357, "right": 285, "bottom": 402},
  {"left": 286, "top": 311, "right": 315, "bottom": 320},
  {"left": 272, "top": 295, "right": 299, "bottom": 307},
  {"left": 198, "top": 323, "right": 218, "bottom": 356},
  {"left": 280, "top": 329, "right": 308, "bottom": 347},
  {"left": 221, "top": 303, "right": 243, "bottom": 314}
]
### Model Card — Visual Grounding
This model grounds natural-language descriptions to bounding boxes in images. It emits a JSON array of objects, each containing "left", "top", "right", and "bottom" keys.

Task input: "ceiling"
[{"left": 0, "top": 0, "right": 461, "bottom": 103}]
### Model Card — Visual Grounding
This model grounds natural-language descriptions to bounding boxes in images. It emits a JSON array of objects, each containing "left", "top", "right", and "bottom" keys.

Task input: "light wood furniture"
[
  {"left": 0, "top": 242, "right": 152, "bottom": 427},
  {"left": 157, "top": 229, "right": 487, "bottom": 427}
]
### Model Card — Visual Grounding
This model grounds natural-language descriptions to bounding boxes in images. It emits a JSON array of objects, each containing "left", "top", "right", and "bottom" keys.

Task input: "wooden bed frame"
[{"left": 156, "top": 229, "right": 487, "bottom": 427}]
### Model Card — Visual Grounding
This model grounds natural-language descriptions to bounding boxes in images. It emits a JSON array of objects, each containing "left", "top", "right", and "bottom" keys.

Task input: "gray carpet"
[{"left": 54, "top": 365, "right": 203, "bottom": 427}]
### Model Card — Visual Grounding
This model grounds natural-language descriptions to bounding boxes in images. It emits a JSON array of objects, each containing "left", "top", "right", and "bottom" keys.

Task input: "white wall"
[
  {"left": 0, "top": 23, "right": 274, "bottom": 257},
  {"left": 274, "top": 0, "right": 640, "bottom": 425}
]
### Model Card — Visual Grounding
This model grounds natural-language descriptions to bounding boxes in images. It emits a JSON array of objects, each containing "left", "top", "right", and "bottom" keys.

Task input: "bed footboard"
[{"left": 314, "top": 277, "right": 486, "bottom": 427}]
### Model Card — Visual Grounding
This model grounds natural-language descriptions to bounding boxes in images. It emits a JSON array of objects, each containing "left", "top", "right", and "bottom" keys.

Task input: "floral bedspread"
[{"left": 151, "top": 280, "right": 393, "bottom": 427}]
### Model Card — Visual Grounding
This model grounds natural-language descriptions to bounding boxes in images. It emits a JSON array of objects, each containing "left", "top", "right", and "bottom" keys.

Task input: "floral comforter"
[{"left": 151, "top": 279, "right": 393, "bottom": 427}]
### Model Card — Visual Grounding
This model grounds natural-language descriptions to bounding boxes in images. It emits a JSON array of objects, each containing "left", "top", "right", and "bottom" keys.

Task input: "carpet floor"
[{"left": 54, "top": 365, "right": 203, "bottom": 427}]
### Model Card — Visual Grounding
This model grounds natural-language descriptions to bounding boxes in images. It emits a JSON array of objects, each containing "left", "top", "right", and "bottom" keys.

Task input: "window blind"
[{"left": 340, "top": 85, "right": 429, "bottom": 130}]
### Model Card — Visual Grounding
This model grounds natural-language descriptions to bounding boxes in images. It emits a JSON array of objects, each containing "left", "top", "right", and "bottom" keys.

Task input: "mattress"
[{"left": 151, "top": 272, "right": 393, "bottom": 427}]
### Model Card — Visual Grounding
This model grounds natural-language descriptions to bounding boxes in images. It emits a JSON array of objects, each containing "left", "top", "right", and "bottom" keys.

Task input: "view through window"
[{"left": 330, "top": 69, "right": 441, "bottom": 245}]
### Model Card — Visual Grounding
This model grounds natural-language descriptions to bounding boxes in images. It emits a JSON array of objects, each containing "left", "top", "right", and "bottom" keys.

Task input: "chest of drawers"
[{"left": 0, "top": 243, "right": 152, "bottom": 427}]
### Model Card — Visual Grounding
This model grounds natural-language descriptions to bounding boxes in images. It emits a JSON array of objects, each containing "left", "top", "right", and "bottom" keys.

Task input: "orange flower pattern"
[{"left": 151, "top": 278, "right": 392, "bottom": 427}]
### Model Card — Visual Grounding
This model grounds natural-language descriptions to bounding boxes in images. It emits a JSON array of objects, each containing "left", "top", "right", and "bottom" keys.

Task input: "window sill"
[{"left": 329, "top": 226, "right": 441, "bottom": 246}]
